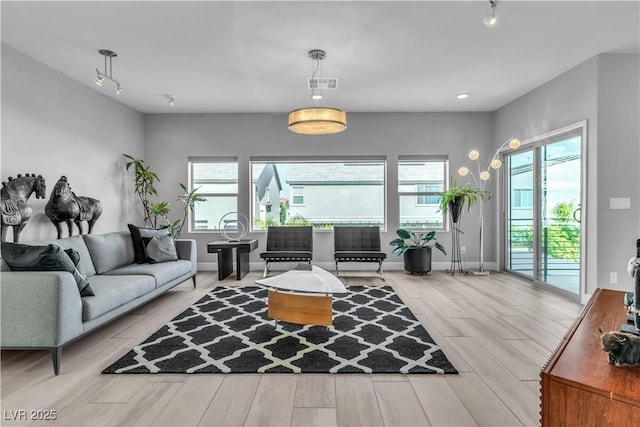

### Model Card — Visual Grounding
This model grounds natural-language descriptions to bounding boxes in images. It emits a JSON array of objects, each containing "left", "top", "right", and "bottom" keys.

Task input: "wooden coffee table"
[{"left": 255, "top": 265, "right": 347, "bottom": 326}]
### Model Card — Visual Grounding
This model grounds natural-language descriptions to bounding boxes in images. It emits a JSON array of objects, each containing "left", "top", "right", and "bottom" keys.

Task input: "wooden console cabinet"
[{"left": 540, "top": 288, "right": 640, "bottom": 427}]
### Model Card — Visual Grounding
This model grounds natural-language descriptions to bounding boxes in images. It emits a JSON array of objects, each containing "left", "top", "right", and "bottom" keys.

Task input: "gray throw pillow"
[
  {"left": 1, "top": 242, "right": 94, "bottom": 297},
  {"left": 65, "top": 248, "right": 81, "bottom": 266},
  {"left": 127, "top": 224, "right": 177, "bottom": 263},
  {"left": 145, "top": 234, "right": 178, "bottom": 263}
]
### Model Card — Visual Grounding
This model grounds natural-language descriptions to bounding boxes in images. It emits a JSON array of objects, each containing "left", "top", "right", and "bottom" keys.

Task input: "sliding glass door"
[
  {"left": 504, "top": 126, "right": 584, "bottom": 296},
  {"left": 506, "top": 150, "right": 535, "bottom": 279}
]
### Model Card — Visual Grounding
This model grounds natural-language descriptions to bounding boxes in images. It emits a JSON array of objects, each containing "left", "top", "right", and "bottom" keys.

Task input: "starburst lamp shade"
[{"left": 288, "top": 107, "right": 347, "bottom": 135}]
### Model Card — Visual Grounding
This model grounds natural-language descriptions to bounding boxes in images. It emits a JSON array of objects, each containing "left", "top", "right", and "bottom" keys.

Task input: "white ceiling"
[{"left": 2, "top": 1, "right": 639, "bottom": 114}]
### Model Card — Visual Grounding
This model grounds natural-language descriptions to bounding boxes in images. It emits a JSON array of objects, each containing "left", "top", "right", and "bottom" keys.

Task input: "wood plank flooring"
[{"left": 0, "top": 271, "right": 583, "bottom": 427}]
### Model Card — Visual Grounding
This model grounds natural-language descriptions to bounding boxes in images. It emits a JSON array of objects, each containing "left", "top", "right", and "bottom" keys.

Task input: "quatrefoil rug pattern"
[{"left": 102, "top": 286, "right": 458, "bottom": 374}]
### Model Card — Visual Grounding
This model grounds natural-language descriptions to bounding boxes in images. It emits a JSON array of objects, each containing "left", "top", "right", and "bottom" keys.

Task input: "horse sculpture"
[
  {"left": 45, "top": 176, "right": 103, "bottom": 239},
  {"left": 1, "top": 174, "right": 46, "bottom": 242}
]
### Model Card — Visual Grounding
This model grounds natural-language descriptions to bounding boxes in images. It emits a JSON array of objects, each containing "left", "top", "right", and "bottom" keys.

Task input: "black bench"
[
  {"left": 334, "top": 226, "right": 386, "bottom": 280},
  {"left": 259, "top": 226, "right": 313, "bottom": 277}
]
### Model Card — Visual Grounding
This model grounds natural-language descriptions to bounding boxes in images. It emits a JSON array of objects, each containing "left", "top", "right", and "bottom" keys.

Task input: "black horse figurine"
[
  {"left": 44, "top": 176, "right": 103, "bottom": 239},
  {"left": 1, "top": 174, "right": 46, "bottom": 242}
]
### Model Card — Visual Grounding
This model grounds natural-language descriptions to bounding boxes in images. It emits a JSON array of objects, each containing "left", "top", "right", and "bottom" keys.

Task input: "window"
[
  {"left": 291, "top": 187, "right": 304, "bottom": 206},
  {"left": 189, "top": 158, "right": 238, "bottom": 231},
  {"left": 250, "top": 158, "right": 386, "bottom": 230},
  {"left": 512, "top": 188, "right": 533, "bottom": 208},
  {"left": 398, "top": 158, "right": 447, "bottom": 229}
]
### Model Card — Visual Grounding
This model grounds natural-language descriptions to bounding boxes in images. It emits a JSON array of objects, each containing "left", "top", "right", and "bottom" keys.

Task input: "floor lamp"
[{"left": 457, "top": 137, "right": 521, "bottom": 275}]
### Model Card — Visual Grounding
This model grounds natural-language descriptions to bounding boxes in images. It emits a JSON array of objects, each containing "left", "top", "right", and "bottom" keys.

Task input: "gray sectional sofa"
[{"left": 0, "top": 230, "right": 197, "bottom": 375}]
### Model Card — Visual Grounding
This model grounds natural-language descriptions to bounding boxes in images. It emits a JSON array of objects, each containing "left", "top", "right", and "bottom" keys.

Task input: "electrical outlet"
[
  {"left": 610, "top": 272, "right": 618, "bottom": 284},
  {"left": 461, "top": 246, "right": 466, "bottom": 254}
]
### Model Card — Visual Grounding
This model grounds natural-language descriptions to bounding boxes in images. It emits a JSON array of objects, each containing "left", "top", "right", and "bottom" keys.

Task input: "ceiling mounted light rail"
[
  {"left": 288, "top": 49, "right": 346, "bottom": 135},
  {"left": 483, "top": 0, "right": 498, "bottom": 28},
  {"left": 95, "top": 49, "right": 122, "bottom": 95}
]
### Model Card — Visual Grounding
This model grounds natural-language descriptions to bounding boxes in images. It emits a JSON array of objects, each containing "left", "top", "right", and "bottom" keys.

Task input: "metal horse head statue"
[{"left": 1, "top": 173, "right": 46, "bottom": 242}]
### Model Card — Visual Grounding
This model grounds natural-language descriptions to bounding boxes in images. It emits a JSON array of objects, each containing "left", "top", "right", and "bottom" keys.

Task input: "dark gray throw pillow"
[
  {"left": 146, "top": 234, "right": 179, "bottom": 263},
  {"left": 128, "top": 224, "right": 177, "bottom": 263},
  {"left": 65, "top": 248, "right": 81, "bottom": 266},
  {"left": 1, "top": 242, "right": 94, "bottom": 297}
]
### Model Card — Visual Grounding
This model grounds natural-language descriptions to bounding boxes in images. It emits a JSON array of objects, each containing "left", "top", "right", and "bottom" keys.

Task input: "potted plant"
[
  {"left": 390, "top": 229, "right": 446, "bottom": 275},
  {"left": 438, "top": 183, "right": 490, "bottom": 223},
  {"left": 124, "top": 154, "right": 205, "bottom": 237}
]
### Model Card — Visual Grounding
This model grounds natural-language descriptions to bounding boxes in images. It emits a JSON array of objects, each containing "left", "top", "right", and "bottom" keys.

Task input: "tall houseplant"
[
  {"left": 124, "top": 154, "right": 160, "bottom": 227},
  {"left": 124, "top": 154, "right": 204, "bottom": 237},
  {"left": 390, "top": 229, "right": 446, "bottom": 275},
  {"left": 173, "top": 183, "right": 206, "bottom": 238}
]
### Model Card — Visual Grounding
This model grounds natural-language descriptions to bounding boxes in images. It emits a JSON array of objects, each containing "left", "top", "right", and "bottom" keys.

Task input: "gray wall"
[
  {"left": 1, "top": 44, "right": 145, "bottom": 242},
  {"left": 143, "top": 112, "right": 494, "bottom": 269},
  {"left": 5, "top": 44, "right": 637, "bottom": 294},
  {"left": 596, "top": 54, "right": 640, "bottom": 292},
  {"left": 494, "top": 54, "right": 640, "bottom": 295}
]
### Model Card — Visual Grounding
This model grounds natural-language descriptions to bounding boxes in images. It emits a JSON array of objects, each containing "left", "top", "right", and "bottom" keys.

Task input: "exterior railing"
[{"left": 507, "top": 217, "right": 580, "bottom": 282}]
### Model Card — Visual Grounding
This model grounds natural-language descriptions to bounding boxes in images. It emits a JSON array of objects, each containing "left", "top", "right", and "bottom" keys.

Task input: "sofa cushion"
[
  {"left": 29, "top": 235, "right": 97, "bottom": 277},
  {"left": 82, "top": 275, "right": 155, "bottom": 321},
  {"left": 83, "top": 231, "right": 135, "bottom": 274},
  {"left": 104, "top": 260, "right": 192, "bottom": 288},
  {"left": 128, "top": 224, "right": 174, "bottom": 264},
  {"left": 146, "top": 234, "right": 178, "bottom": 263},
  {"left": 65, "top": 248, "right": 81, "bottom": 266},
  {"left": 1, "top": 242, "right": 94, "bottom": 297}
]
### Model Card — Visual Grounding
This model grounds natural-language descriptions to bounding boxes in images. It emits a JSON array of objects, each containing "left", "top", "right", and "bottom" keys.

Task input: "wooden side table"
[{"left": 207, "top": 239, "right": 258, "bottom": 280}]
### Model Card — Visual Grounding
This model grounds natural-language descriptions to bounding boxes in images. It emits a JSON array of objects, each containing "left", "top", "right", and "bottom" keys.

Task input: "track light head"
[
  {"left": 96, "top": 70, "right": 104, "bottom": 86},
  {"left": 95, "top": 49, "right": 122, "bottom": 94},
  {"left": 168, "top": 96, "right": 175, "bottom": 107},
  {"left": 483, "top": 0, "right": 498, "bottom": 28}
]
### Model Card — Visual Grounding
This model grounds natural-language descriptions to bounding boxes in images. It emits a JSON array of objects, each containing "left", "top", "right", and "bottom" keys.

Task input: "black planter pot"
[
  {"left": 403, "top": 247, "right": 432, "bottom": 275},
  {"left": 449, "top": 196, "right": 464, "bottom": 224}
]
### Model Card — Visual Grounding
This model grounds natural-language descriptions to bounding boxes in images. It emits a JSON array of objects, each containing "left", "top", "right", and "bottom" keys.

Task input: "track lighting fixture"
[
  {"left": 483, "top": 0, "right": 498, "bottom": 28},
  {"left": 166, "top": 95, "right": 175, "bottom": 107},
  {"left": 95, "top": 49, "right": 122, "bottom": 95}
]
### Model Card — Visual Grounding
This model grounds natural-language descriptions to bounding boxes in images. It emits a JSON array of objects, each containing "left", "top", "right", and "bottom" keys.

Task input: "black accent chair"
[
  {"left": 259, "top": 226, "right": 313, "bottom": 277},
  {"left": 333, "top": 226, "right": 386, "bottom": 280}
]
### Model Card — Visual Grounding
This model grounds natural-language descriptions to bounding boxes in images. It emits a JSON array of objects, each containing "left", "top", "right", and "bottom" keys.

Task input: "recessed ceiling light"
[{"left": 456, "top": 93, "right": 470, "bottom": 99}]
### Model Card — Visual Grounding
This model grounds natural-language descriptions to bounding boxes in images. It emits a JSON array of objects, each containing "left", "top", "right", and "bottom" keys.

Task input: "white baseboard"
[{"left": 198, "top": 261, "right": 499, "bottom": 273}]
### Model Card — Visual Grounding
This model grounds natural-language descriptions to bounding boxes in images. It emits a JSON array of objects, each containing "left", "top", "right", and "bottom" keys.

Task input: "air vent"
[{"left": 308, "top": 78, "right": 339, "bottom": 90}]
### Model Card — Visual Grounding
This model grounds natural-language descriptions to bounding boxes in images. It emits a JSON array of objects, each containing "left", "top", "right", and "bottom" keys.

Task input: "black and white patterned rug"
[{"left": 102, "top": 286, "right": 457, "bottom": 374}]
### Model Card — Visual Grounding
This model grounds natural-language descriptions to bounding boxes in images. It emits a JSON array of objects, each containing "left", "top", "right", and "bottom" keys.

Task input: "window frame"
[
  {"left": 250, "top": 156, "right": 387, "bottom": 231},
  {"left": 398, "top": 156, "right": 448, "bottom": 231},
  {"left": 290, "top": 186, "right": 305, "bottom": 206},
  {"left": 188, "top": 157, "right": 239, "bottom": 233}
]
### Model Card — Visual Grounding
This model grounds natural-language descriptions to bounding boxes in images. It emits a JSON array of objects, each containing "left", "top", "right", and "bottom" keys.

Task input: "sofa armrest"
[
  {"left": 175, "top": 239, "right": 197, "bottom": 278},
  {"left": 0, "top": 271, "right": 83, "bottom": 348}
]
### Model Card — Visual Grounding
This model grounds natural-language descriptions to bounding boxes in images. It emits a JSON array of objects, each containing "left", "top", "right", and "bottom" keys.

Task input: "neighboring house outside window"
[
  {"left": 415, "top": 184, "right": 441, "bottom": 206},
  {"left": 398, "top": 158, "right": 447, "bottom": 230},
  {"left": 251, "top": 159, "right": 386, "bottom": 230},
  {"left": 252, "top": 163, "right": 283, "bottom": 227},
  {"left": 512, "top": 188, "right": 533, "bottom": 208},
  {"left": 189, "top": 158, "right": 238, "bottom": 231}
]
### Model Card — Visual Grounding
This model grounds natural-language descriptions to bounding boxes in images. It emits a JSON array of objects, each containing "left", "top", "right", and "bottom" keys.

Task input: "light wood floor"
[{"left": 1, "top": 271, "right": 583, "bottom": 427}]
